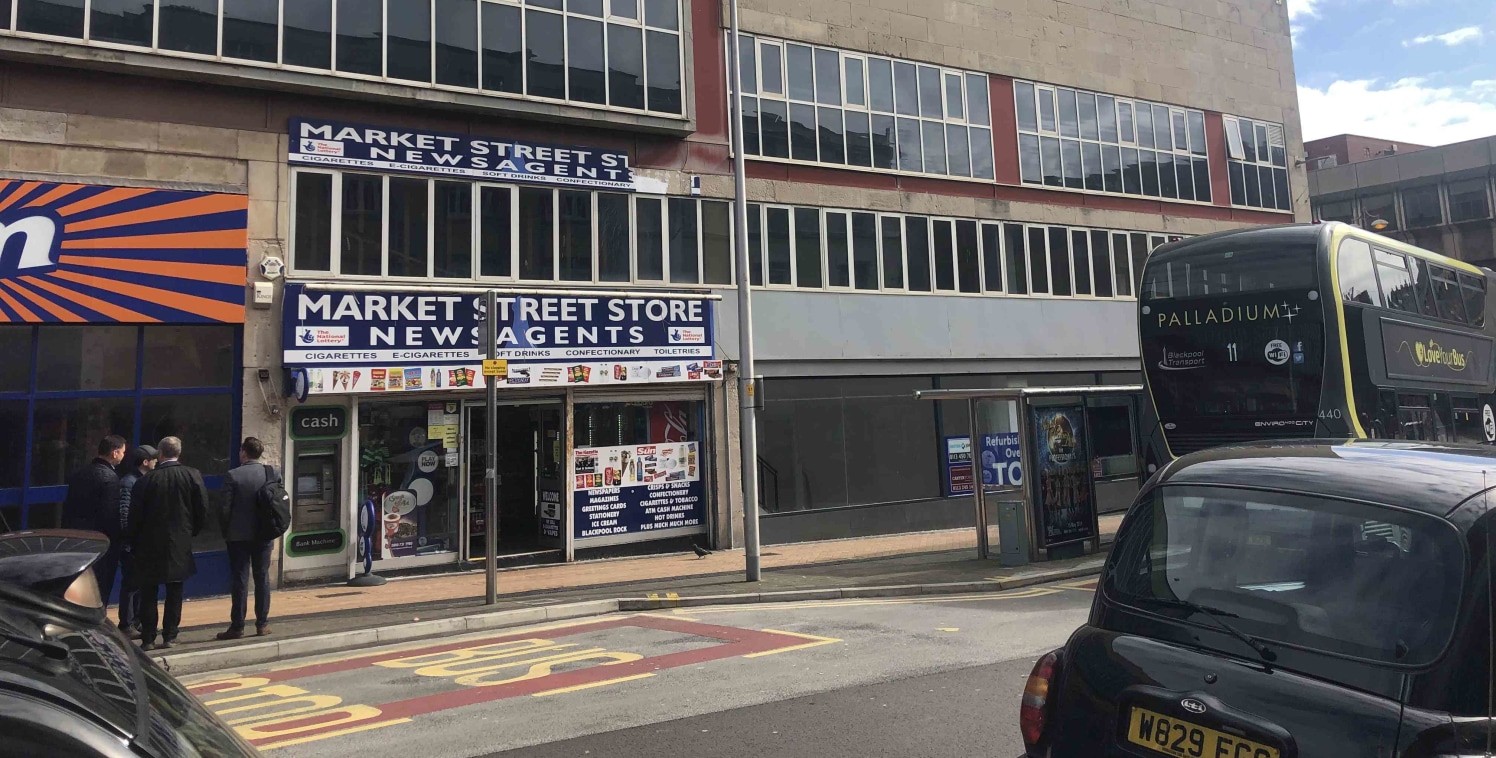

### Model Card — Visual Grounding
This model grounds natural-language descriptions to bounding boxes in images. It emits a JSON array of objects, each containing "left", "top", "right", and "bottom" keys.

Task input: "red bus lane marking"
[{"left": 202, "top": 616, "right": 837, "bottom": 749}]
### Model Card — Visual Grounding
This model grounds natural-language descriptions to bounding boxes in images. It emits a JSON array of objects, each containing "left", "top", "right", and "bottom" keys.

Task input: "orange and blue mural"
[{"left": 0, "top": 181, "right": 248, "bottom": 323}]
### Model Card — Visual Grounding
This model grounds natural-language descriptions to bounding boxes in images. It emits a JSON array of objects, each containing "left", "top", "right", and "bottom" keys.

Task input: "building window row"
[
  {"left": 1223, "top": 116, "right": 1291, "bottom": 211},
  {"left": 743, "top": 202, "right": 1178, "bottom": 300},
  {"left": 1316, "top": 176, "right": 1493, "bottom": 231},
  {"left": 291, "top": 169, "right": 733, "bottom": 285},
  {"left": 735, "top": 34, "right": 994, "bottom": 180},
  {"left": 4, "top": 0, "right": 683, "bottom": 116},
  {"left": 1014, "top": 80, "right": 1211, "bottom": 203}
]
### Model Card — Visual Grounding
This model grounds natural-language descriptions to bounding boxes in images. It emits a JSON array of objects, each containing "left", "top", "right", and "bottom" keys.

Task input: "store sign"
[
  {"left": 0, "top": 181, "right": 247, "bottom": 323},
  {"left": 573, "top": 442, "right": 706, "bottom": 544},
  {"left": 287, "top": 530, "right": 345, "bottom": 556},
  {"left": 289, "top": 118, "right": 636, "bottom": 191},
  {"left": 1382, "top": 318, "right": 1494, "bottom": 387},
  {"left": 1030, "top": 406, "right": 1098, "bottom": 549},
  {"left": 945, "top": 433, "right": 1023, "bottom": 496},
  {"left": 282, "top": 285, "right": 720, "bottom": 394},
  {"left": 290, "top": 406, "right": 348, "bottom": 440}
]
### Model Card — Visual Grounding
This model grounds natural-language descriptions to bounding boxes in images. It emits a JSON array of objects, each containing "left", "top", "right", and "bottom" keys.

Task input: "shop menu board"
[
  {"left": 1030, "top": 406, "right": 1097, "bottom": 549},
  {"left": 573, "top": 442, "right": 706, "bottom": 543}
]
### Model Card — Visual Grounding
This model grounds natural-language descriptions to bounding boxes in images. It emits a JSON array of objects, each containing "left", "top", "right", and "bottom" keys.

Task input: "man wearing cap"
[{"left": 111, "top": 445, "right": 156, "bottom": 638}]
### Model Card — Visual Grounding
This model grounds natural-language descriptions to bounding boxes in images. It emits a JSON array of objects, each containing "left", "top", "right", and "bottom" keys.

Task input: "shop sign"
[
  {"left": 0, "top": 181, "right": 248, "bottom": 323},
  {"left": 1030, "top": 406, "right": 1097, "bottom": 549},
  {"left": 945, "top": 434, "right": 1022, "bottom": 496},
  {"left": 290, "top": 405, "right": 348, "bottom": 440},
  {"left": 286, "top": 530, "right": 345, "bottom": 556},
  {"left": 283, "top": 284, "right": 720, "bottom": 394},
  {"left": 573, "top": 441, "right": 706, "bottom": 544},
  {"left": 289, "top": 117, "right": 636, "bottom": 191}
]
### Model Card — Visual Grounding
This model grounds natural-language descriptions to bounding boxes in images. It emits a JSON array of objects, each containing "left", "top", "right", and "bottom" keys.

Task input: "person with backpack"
[{"left": 216, "top": 437, "right": 287, "bottom": 641}]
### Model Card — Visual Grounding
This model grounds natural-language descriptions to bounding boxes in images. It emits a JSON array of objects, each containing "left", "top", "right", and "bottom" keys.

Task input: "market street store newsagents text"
[{"left": 282, "top": 285, "right": 720, "bottom": 394}]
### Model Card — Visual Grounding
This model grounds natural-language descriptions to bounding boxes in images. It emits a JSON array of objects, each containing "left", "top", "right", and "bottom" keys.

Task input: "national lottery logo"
[{"left": 297, "top": 327, "right": 350, "bottom": 347}]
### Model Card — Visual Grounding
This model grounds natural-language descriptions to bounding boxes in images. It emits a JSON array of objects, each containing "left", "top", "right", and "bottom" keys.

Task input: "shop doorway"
[{"left": 465, "top": 401, "right": 565, "bottom": 563}]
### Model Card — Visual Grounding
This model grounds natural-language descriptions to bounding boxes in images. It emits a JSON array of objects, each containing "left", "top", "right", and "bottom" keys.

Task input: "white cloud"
[
  {"left": 1299, "top": 78, "right": 1496, "bottom": 146},
  {"left": 1403, "top": 25, "right": 1484, "bottom": 47},
  {"left": 1286, "top": 0, "right": 1321, "bottom": 21}
]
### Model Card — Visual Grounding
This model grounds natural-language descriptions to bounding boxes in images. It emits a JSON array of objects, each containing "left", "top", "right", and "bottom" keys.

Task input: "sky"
[{"left": 1289, "top": 0, "right": 1496, "bottom": 146}]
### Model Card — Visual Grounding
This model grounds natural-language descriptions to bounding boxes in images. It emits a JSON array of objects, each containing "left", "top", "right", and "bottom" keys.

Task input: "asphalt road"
[{"left": 183, "top": 577, "right": 1095, "bottom": 758}]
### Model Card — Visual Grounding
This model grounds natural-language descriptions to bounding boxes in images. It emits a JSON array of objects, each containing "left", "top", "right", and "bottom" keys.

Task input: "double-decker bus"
[{"left": 1138, "top": 222, "right": 1496, "bottom": 471}]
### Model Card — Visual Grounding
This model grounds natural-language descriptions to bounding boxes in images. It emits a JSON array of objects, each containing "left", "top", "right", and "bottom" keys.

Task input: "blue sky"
[{"left": 1290, "top": 0, "right": 1496, "bottom": 145}]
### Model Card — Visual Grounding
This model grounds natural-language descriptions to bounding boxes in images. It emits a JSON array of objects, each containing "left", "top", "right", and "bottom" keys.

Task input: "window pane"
[
  {"left": 569, "top": 0, "right": 602, "bottom": 15},
  {"left": 527, "top": 10, "right": 566, "bottom": 99},
  {"left": 1176, "top": 154, "right": 1194, "bottom": 200},
  {"left": 1433, "top": 268, "right": 1468, "bottom": 323},
  {"left": 1117, "top": 101, "right": 1134, "bottom": 143},
  {"left": 32, "top": 397, "right": 135, "bottom": 487},
  {"left": 434, "top": 0, "right": 477, "bottom": 85},
  {"left": 852, "top": 213, "right": 878, "bottom": 290},
  {"left": 1077, "top": 92, "right": 1098, "bottom": 140},
  {"left": 143, "top": 394, "right": 233, "bottom": 477},
  {"left": 905, "top": 217, "right": 931, "bottom": 292},
  {"left": 760, "top": 100, "right": 789, "bottom": 158},
  {"left": 1170, "top": 111, "right": 1188, "bottom": 151},
  {"left": 787, "top": 44, "right": 814, "bottom": 101},
  {"left": 1005, "top": 223, "right": 1027, "bottom": 295},
  {"left": 946, "top": 125, "right": 971, "bottom": 178},
  {"left": 1140, "top": 150, "right": 1159, "bottom": 196},
  {"left": 741, "top": 96, "right": 761, "bottom": 155},
  {"left": 434, "top": 181, "right": 472, "bottom": 278},
  {"left": 955, "top": 220, "right": 979, "bottom": 293},
  {"left": 844, "top": 57, "right": 865, "bottom": 106},
  {"left": 1153, "top": 105, "right": 1171, "bottom": 150},
  {"left": 1082, "top": 141, "right": 1102, "bottom": 191},
  {"left": 1337, "top": 238, "right": 1380, "bottom": 306},
  {"left": 791, "top": 103, "right": 818, "bottom": 161},
  {"left": 767, "top": 207, "right": 791, "bottom": 285},
  {"left": 1019, "top": 133, "right": 1042, "bottom": 184},
  {"left": 598, "top": 193, "right": 631, "bottom": 282},
  {"left": 1135, "top": 103, "right": 1154, "bottom": 148},
  {"left": 933, "top": 221, "right": 955, "bottom": 291},
  {"left": 1048, "top": 227, "right": 1071, "bottom": 296},
  {"left": 1122, "top": 147, "right": 1141, "bottom": 194},
  {"left": 1193, "top": 157, "right": 1211, "bottom": 203},
  {"left": 1255, "top": 123, "right": 1270, "bottom": 164},
  {"left": 1061, "top": 139, "right": 1082, "bottom": 189},
  {"left": 880, "top": 216, "right": 905, "bottom": 289},
  {"left": 815, "top": 48, "right": 841, "bottom": 105},
  {"left": 1228, "top": 161, "right": 1245, "bottom": 205},
  {"left": 1112, "top": 232, "right": 1132, "bottom": 297},
  {"left": 341, "top": 174, "right": 382, "bottom": 276},
  {"left": 794, "top": 207, "right": 822, "bottom": 288},
  {"left": 143, "top": 326, "right": 234, "bottom": 389},
  {"left": 635, "top": 197, "right": 664, "bottom": 280},
  {"left": 520, "top": 187, "right": 555, "bottom": 280},
  {"left": 981, "top": 223, "right": 1002, "bottom": 292},
  {"left": 1102, "top": 145, "right": 1122, "bottom": 193},
  {"left": 702, "top": 200, "right": 732, "bottom": 285},
  {"left": 826, "top": 212, "right": 850, "bottom": 287},
  {"left": 1091, "top": 230, "right": 1112, "bottom": 297},
  {"left": 568, "top": 17, "right": 607, "bottom": 104},
  {"left": 966, "top": 73, "right": 989, "bottom": 126},
  {"left": 737, "top": 34, "right": 757, "bottom": 94},
  {"left": 1028, "top": 227, "right": 1048, "bottom": 293},
  {"left": 1040, "top": 136, "right": 1062, "bottom": 187},
  {"left": 1412, "top": 259, "right": 1440, "bottom": 317},
  {"left": 91, "top": 0, "right": 153, "bottom": 46},
  {"left": 945, "top": 73, "right": 964, "bottom": 120},
  {"left": 560, "top": 190, "right": 594, "bottom": 281},
  {"left": 0, "top": 328, "right": 30, "bottom": 393},
  {"left": 1404, "top": 185, "right": 1443, "bottom": 227},
  {"left": 481, "top": 3, "right": 523, "bottom": 92},
  {"left": 1070, "top": 229, "right": 1091, "bottom": 295},
  {"left": 284, "top": 0, "right": 333, "bottom": 68},
  {"left": 1015, "top": 81, "right": 1038, "bottom": 132},
  {"left": 1377, "top": 254, "right": 1417, "bottom": 314},
  {"left": 1258, "top": 165, "right": 1275, "bottom": 209},
  {"left": 971, "top": 127, "right": 994, "bottom": 177},
  {"left": 1096, "top": 95, "right": 1117, "bottom": 142},
  {"left": 531, "top": 0, "right": 561, "bottom": 10},
  {"left": 643, "top": 0, "right": 676, "bottom": 29},
  {"left": 917, "top": 66, "right": 942, "bottom": 118},
  {"left": 871, "top": 114, "right": 897, "bottom": 170},
  {"left": 388, "top": 0, "right": 433, "bottom": 82},
  {"left": 748, "top": 204, "right": 764, "bottom": 286},
  {"left": 1449, "top": 179, "right": 1491, "bottom": 222},
  {"left": 1130, "top": 232, "right": 1148, "bottom": 293},
  {"left": 845, "top": 111, "right": 872, "bottom": 166},
  {"left": 37, "top": 326, "right": 137, "bottom": 391},
  {"left": 294, "top": 173, "right": 333, "bottom": 271},
  {"left": 1038, "top": 87, "right": 1056, "bottom": 132},
  {"left": 1243, "top": 162, "right": 1261, "bottom": 207},
  {"left": 388, "top": 178, "right": 429, "bottom": 277},
  {"left": 1461, "top": 273, "right": 1486, "bottom": 327},
  {"left": 19, "top": 0, "right": 83, "bottom": 36},
  {"left": 1057, "top": 89, "right": 1079, "bottom": 138},
  {"left": 336, "top": 0, "right": 382, "bottom": 75},
  {"left": 668, "top": 197, "right": 699, "bottom": 283},
  {"left": 1274, "top": 169, "right": 1290, "bottom": 211},
  {"left": 159, "top": 0, "right": 217, "bottom": 54},
  {"left": 1157, "top": 153, "right": 1177, "bottom": 199},
  {"left": 0, "top": 400, "right": 24, "bottom": 489},
  {"left": 818, "top": 106, "right": 845, "bottom": 164},
  {"left": 893, "top": 61, "right": 918, "bottom": 116},
  {"left": 479, "top": 186, "right": 512, "bottom": 277},
  {"left": 609, "top": 23, "right": 645, "bottom": 108},
  {"left": 897, "top": 117, "right": 922, "bottom": 173},
  {"left": 868, "top": 58, "right": 893, "bottom": 112},
  {"left": 1188, "top": 111, "right": 1207, "bottom": 155},
  {"left": 760, "top": 42, "right": 783, "bottom": 95},
  {"left": 922, "top": 121, "right": 946, "bottom": 175}
]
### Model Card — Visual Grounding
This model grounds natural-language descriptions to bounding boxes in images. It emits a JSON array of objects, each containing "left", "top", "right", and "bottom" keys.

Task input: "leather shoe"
[
  {"left": 215, "top": 628, "right": 244, "bottom": 641},
  {"left": 159, "top": 638, "right": 177, "bottom": 649},
  {"left": 256, "top": 625, "right": 272, "bottom": 637}
]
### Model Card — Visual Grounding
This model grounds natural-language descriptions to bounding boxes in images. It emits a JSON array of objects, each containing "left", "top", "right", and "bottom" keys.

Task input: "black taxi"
[{"left": 1020, "top": 440, "right": 1494, "bottom": 758}]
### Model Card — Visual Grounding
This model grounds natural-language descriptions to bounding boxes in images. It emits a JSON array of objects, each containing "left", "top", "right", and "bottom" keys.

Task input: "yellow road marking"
[
  {"left": 255, "top": 718, "right": 412, "bottom": 751},
  {"left": 938, "top": 628, "right": 960, "bottom": 632},
  {"left": 677, "top": 587, "right": 1062, "bottom": 615},
  {"left": 531, "top": 672, "right": 656, "bottom": 696},
  {"left": 742, "top": 629, "right": 842, "bottom": 658},
  {"left": 1056, "top": 580, "right": 1099, "bottom": 591},
  {"left": 637, "top": 611, "right": 699, "bottom": 621}
]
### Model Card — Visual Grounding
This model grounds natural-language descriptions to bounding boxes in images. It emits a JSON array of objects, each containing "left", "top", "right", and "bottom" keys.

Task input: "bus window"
[
  {"left": 1412, "top": 259, "right": 1442, "bottom": 319},
  {"left": 1452, "top": 397, "right": 1483, "bottom": 444},
  {"left": 1337, "top": 238, "right": 1381, "bottom": 306},
  {"left": 1141, "top": 242, "right": 1317, "bottom": 300},
  {"left": 1374, "top": 250, "right": 1419, "bottom": 314},
  {"left": 1430, "top": 265, "right": 1468, "bottom": 323},
  {"left": 1398, "top": 393, "right": 1450, "bottom": 442},
  {"left": 1459, "top": 273, "right": 1486, "bottom": 328}
]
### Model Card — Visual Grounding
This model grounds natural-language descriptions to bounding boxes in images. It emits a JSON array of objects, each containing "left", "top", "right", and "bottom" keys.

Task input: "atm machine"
[{"left": 293, "top": 443, "right": 340, "bottom": 533}]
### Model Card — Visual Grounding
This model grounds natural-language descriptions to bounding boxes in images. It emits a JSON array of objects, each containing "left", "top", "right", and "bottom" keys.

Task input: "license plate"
[{"left": 1125, "top": 707, "right": 1280, "bottom": 758}]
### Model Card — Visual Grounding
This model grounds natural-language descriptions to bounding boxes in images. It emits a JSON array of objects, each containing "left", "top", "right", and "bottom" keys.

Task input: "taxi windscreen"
[{"left": 1106, "top": 485, "right": 1465, "bottom": 667}]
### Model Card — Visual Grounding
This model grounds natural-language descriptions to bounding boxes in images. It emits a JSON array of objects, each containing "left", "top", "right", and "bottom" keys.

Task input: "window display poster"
[
  {"left": 539, "top": 489, "right": 562, "bottom": 539},
  {"left": 1030, "top": 406, "right": 1098, "bottom": 549},
  {"left": 573, "top": 442, "right": 706, "bottom": 543},
  {"left": 944, "top": 434, "right": 1023, "bottom": 496},
  {"left": 944, "top": 437, "right": 973, "bottom": 496}
]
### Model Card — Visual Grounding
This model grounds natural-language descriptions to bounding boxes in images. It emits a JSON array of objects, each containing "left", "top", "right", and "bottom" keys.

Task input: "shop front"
[
  {"left": 0, "top": 180, "right": 249, "bottom": 599},
  {"left": 278, "top": 285, "right": 722, "bottom": 582}
]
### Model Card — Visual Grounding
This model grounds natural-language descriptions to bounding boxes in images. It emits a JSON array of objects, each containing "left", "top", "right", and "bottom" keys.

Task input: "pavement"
[{"left": 150, "top": 514, "right": 1122, "bottom": 674}]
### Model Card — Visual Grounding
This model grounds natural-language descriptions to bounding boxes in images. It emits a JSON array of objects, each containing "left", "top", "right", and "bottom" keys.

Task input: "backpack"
[{"left": 255, "top": 464, "right": 292, "bottom": 541}]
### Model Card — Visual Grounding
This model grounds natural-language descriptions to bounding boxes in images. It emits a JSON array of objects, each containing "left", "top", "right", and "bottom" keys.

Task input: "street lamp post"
[{"left": 727, "top": 0, "right": 762, "bottom": 582}]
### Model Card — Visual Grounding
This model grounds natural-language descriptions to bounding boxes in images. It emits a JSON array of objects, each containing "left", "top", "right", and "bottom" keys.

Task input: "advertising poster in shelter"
[{"left": 1030, "top": 405, "right": 1098, "bottom": 548}]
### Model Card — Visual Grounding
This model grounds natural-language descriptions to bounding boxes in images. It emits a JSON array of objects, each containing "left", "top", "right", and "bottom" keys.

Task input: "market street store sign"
[
  {"left": 289, "top": 118, "right": 636, "bottom": 191},
  {"left": 282, "top": 285, "right": 720, "bottom": 394}
]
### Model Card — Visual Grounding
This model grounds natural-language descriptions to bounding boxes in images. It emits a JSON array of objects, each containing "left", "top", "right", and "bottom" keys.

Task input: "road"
[{"left": 182, "top": 577, "right": 1096, "bottom": 758}]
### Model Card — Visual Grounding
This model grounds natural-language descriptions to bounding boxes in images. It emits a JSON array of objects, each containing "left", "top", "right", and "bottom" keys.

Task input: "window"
[
  {"left": 739, "top": 33, "right": 992, "bottom": 180},
  {"left": 1375, "top": 250, "right": 1418, "bottom": 314},
  {"left": 1316, "top": 199, "right": 1354, "bottom": 223},
  {"left": 1337, "top": 238, "right": 1381, "bottom": 306},
  {"left": 1362, "top": 193, "right": 1398, "bottom": 231},
  {"left": 1403, "top": 185, "right": 1443, "bottom": 228},
  {"left": 1429, "top": 265, "right": 1468, "bottom": 323},
  {"left": 1460, "top": 273, "right": 1486, "bottom": 328},
  {"left": 1448, "top": 178, "right": 1491, "bottom": 223},
  {"left": 1017, "top": 81, "right": 1208, "bottom": 202},
  {"left": 1224, "top": 116, "right": 1290, "bottom": 211},
  {"left": 6, "top": 0, "right": 683, "bottom": 115}
]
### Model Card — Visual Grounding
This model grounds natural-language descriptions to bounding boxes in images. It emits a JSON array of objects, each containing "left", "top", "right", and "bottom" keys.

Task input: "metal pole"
[
  {"left": 484, "top": 290, "right": 499, "bottom": 605},
  {"left": 1017, "top": 396, "right": 1042, "bottom": 563},
  {"left": 728, "top": 0, "right": 762, "bottom": 582},
  {"left": 968, "top": 399, "right": 988, "bottom": 560}
]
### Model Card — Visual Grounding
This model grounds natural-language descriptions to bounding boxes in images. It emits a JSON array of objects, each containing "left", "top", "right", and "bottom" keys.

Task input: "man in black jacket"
[
  {"left": 61, "top": 436, "right": 127, "bottom": 597},
  {"left": 216, "top": 437, "right": 276, "bottom": 641},
  {"left": 112, "top": 445, "right": 157, "bottom": 638},
  {"left": 128, "top": 436, "right": 207, "bottom": 650}
]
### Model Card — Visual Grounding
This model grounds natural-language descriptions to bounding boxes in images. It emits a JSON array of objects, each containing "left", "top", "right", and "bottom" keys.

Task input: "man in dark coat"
[
  {"left": 112, "top": 445, "right": 157, "bottom": 639},
  {"left": 61, "top": 435, "right": 127, "bottom": 598},
  {"left": 128, "top": 436, "right": 207, "bottom": 650},
  {"left": 216, "top": 437, "right": 276, "bottom": 640}
]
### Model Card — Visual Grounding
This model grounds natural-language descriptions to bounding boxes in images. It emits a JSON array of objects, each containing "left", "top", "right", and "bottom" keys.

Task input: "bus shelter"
[{"left": 915, "top": 385, "right": 1144, "bottom": 564}]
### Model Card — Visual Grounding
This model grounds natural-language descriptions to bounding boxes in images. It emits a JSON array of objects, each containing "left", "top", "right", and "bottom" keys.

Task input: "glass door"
[{"left": 465, "top": 401, "right": 565, "bottom": 561}]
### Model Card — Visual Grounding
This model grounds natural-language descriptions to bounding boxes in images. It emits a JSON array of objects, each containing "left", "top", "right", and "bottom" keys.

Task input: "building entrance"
[{"left": 465, "top": 402, "right": 565, "bottom": 563}]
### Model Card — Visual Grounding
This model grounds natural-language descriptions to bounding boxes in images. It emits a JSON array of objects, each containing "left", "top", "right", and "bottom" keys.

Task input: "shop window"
[
  {"left": 358, "top": 401, "right": 460, "bottom": 559},
  {"left": 519, "top": 187, "right": 556, "bottom": 280},
  {"left": 341, "top": 174, "right": 383, "bottom": 276},
  {"left": 294, "top": 172, "right": 334, "bottom": 272},
  {"left": 387, "top": 177, "right": 430, "bottom": 277},
  {"left": 0, "top": 327, "right": 31, "bottom": 393},
  {"left": 479, "top": 185, "right": 513, "bottom": 278},
  {"left": 0, "top": 401, "right": 27, "bottom": 489},
  {"left": 576, "top": 400, "right": 698, "bottom": 448},
  {"left": 142, "top": 394, "right": 234, "bottom": 476},
  {"left": 31, "top": 397, "right": 136, "bottom": 487},
  {"left": 37, "top": 326, "right": 136, "bottom": 392},
  {"left": 0, "top": 507, "right": 19, "bottom": 534},
  {"left": 434, "top": 181, "right": 474, "bottom": 278},
  {"left": 143, "top": 326, "right": 235, "bottom": 389},
  {"left": 599, "top": 193, "right": 633, "bottom": 282},
  {"left": 560, "top": 190, "right": 595, "bottom": 282},
  {"left": 284, "top": 0, "right": 333, "bottom": 69},
  {"left": 668, "top": 197, "right": 699, "bottom": 284},
  {"left": 636, "top": 197, "right": 665, "bottom": 281}
]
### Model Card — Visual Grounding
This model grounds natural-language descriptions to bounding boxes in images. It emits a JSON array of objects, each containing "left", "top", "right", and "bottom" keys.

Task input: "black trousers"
[
  {"left": 138, "top": 582, "right": 185, "bottom": 644},
  {"left": 227, "top": 540, "right": 273, "bottom": 630},
  {"left": 94, "top": 543, "right": 140, "bottom": 629}
]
